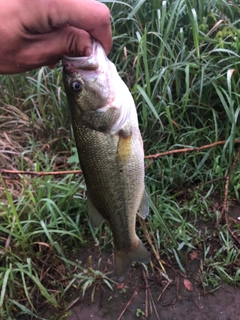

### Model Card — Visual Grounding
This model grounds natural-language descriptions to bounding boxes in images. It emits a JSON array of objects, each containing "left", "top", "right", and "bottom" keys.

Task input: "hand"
[{"left": 0, "top": 0, "right": 112, "bottom": 74}]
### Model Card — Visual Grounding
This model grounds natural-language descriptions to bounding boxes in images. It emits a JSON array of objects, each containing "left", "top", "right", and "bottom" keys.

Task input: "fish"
[{"left": 62, "top": 40, "right": 150, "bottom": 281}]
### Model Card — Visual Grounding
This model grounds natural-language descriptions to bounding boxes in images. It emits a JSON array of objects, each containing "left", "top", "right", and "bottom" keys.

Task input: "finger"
[
  {"left": 55, "top": 0, "right": 112, "bottom": 54},
  {"left": 22, "top": 0, "right": 112, "bottom": 54},
  {"left": 15, "top": 28, "right": 93, "bottom": 72}
]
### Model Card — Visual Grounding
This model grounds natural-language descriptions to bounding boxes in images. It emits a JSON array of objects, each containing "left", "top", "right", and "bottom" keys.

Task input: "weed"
[{"left": 136, "top": 308, "right": 145, "bottom": 318}]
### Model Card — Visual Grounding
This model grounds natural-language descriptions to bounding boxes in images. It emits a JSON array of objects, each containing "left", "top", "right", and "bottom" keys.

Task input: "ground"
[
  {"left": 67, "top": 281, "right": 239, "bottom": 320},
  {"left": 42, "top": 244, "right": 240, "bottom": 320}
]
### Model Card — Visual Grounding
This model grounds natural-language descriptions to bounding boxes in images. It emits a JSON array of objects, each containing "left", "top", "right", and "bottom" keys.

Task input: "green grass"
[{"left": 1, "top": 0, "right": 240, "bottom": 318}]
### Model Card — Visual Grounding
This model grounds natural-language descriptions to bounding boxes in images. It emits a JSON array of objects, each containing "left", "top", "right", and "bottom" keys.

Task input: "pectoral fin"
[
  {"left": 137, "top": 189, "right": 149, "bottom": 219},
  {"left": 87, "top": 193, "right": 104, "bottom": 228}
]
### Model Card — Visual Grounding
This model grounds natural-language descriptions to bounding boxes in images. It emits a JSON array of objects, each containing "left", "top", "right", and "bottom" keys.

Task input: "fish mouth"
[{"left": 62, "top": 41, "right": 100, "bottom": 71}]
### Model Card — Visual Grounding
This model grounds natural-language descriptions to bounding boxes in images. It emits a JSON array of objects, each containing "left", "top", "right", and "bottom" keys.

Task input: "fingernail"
[{"left": 85, "top": 47, "right": 93, "bottom": 57}]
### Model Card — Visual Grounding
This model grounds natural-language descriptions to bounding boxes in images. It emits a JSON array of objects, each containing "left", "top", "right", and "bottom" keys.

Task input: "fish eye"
[{"left": 71, "top": 80, "right": 82, "bottom": 92}]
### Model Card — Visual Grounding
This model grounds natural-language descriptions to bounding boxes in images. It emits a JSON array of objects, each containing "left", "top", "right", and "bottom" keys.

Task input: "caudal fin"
[{"left": 115, "top": 238, "right": 150, "bottom": 282}]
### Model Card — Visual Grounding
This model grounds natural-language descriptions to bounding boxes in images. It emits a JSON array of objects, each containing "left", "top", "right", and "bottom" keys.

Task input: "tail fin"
[{"left": 115, "top": 238, "right": 150, "bottom": 282}]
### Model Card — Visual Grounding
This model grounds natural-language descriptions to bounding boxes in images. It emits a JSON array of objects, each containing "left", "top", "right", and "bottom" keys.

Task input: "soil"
[
  {"left": 67, "top": 281, "right": 240, "bottom": 320},
  {"left": 42, "top": 246, "right": 240, "bottom": 320}
]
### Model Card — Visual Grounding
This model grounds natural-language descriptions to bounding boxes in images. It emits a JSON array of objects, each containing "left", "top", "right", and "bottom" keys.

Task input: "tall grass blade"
[
  {"left": 128, "top": 0, "right": 146, "bottom": 18},
  {"left": 0, "top": 267, "right": 11, "bottom": 308}
]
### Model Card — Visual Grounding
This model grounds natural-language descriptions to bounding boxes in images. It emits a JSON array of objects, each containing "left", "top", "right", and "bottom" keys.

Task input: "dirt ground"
[
  {"left": 67, "top": 281, "right": 240, "bottom": 320},
  {"left": 42, "top": 244, "right": 240, "bottom": 320}
]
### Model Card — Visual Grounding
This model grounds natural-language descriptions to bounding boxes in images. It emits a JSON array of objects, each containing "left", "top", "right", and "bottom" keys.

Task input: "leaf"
[
  {"left": 189, "top": 251, "right": 198, "bottom": 261},
  {"left": 117, "top": 282, "right": 125, "bottom": 289},
  {"left": 184, "top": 279, "right": 193, "bottom": 291},
  {"left": 67, "top": 147, "right": 79, "bottom": 164}
]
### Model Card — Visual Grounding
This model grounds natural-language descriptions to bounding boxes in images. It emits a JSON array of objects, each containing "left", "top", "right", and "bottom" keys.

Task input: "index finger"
[
  {"left": 58, "top": 0, "right": 112, "bottom": 54},
  {"left": 23, "top": 0, "right": 112, "bottom": 54}
]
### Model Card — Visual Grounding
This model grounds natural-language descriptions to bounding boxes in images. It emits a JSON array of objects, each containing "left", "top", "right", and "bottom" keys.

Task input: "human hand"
[{"left": 0, "top": 0, "right": 112, "bottom": 74}]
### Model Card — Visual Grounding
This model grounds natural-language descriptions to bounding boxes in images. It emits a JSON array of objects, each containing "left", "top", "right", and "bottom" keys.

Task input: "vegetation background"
[{"left": 0, "top": 0, "right": 240, "bottom": 318}]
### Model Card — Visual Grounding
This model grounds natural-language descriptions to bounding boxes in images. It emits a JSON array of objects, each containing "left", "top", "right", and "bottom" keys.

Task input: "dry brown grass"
[
  {"left": 0, "top": 103, "right": 75, "bottom": 206},
  {"left": 0, "top": 104, "right": 35, "bottom": 201}
]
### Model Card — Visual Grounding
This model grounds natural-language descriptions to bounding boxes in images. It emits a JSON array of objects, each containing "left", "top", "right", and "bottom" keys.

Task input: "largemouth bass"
[{"left": 62, "top": 41, "right": 150, "bottom": 281}]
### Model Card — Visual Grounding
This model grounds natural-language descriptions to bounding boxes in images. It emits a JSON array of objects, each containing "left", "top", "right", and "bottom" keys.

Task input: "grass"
[{"left": 1, "top": 0, "right": 240, "bottom": 318}]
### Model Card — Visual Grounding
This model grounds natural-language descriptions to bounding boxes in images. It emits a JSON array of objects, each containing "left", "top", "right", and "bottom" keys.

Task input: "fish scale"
[{"left": 63, "top": 41, "right": 150, "bottom": 281}]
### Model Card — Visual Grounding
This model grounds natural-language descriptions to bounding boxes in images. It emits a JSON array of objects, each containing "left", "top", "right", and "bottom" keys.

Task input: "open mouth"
[{"left": 62, "top": 41, "right": 100, "bottom": 71}]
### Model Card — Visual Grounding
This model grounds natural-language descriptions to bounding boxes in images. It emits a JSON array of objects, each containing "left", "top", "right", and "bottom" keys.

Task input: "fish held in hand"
[{"left": 62, "top": 41, "right": 150, "bottom": 281}]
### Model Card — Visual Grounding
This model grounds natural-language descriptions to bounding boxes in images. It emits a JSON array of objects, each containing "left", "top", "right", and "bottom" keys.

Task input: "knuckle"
[
  {"left": 98, "top": 4, "right": 111, "bottom": 25},
  {"left": 65, "top": 29, "right": 90, "bottom": 56}
]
